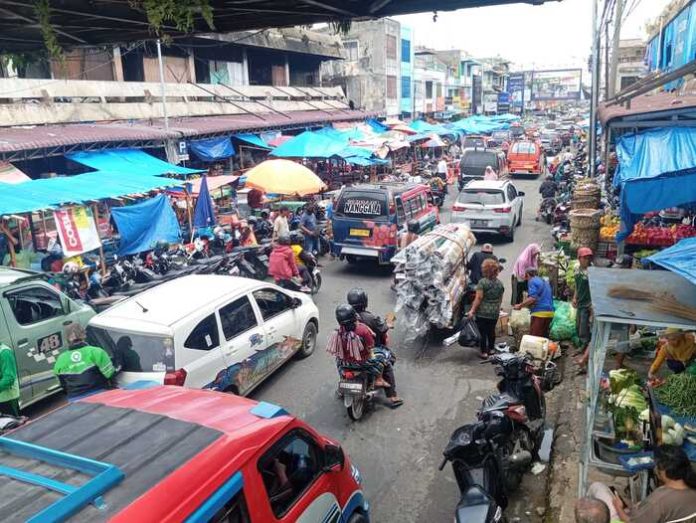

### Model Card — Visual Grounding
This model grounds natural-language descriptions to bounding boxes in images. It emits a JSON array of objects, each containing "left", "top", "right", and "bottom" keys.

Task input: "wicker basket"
[
  {"left": 572, "top": 182, "right": 601, "bottom": 209},
  {"left": 571, "top": 226, "right": 600, "bottom": 252},
  {"left": 570, "top": 208, "right": 602, "bottom": 228}
]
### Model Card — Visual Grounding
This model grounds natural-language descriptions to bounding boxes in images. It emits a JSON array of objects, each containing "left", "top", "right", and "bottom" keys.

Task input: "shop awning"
[
  {"left": 234, "top": 133, "right": 271, "bottom": 150},
  {"left": 0, "top": 162, "right": 31, "bottom": 184},
  {"left": 646, "top": 237, "right": 696, "bottom": 287},
  {"left": 270, "top": 131, "right": 346, "bottom": 159},
  {"left": 189, "top": 136, "right": 235, "bottom": 161},
  {"left": 614, "top": 127, "right": 696, "bottom": 241},
  {"left": 67, "top": 149, "right": 203, "bottom": 177}
]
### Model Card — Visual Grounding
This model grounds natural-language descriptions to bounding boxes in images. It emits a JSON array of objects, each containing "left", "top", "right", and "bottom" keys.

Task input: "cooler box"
[{"left": 520, "top": 334, "right": 550, "bottom": 360}]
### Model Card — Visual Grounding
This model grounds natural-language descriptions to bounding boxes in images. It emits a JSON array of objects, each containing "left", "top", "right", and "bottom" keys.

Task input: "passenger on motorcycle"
[
  {"left": 210, "top": 226, "right": 231, "bottom": 255},
  {"left": 345, "top": 290, "right": 403, "bottom": 407},
  {"left": 538, "top": 175, "right": 558, "bottom": 199},
  {"left": 239, "top": 224, "right": 258, "bottom": 247},
  {"left": 290, "top": 232, "right": 315, "bottom": 288},
  {"left": 268, "top": 234, "right": 309, "bottom": 292},
  {"left": 328, "top": 305, "right": 396, "bottom": 396}
]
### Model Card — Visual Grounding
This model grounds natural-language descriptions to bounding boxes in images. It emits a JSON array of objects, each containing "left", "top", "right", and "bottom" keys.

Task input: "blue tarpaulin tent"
[
  {"left": 234, "top": 133, "right": 271, "bottom": 150},
  {"left": 614, "top": 127, "right": 696, "bottom": 241},
  {"left": 270, "top": 131, "right": 346, "bottom": 158},
  {"left": 193, "top": 176, "right": 216, "bottom": 228},
  {"left": 67, "top": 149, "right": 203, "bottom": 177},
  {"left": 647, "top": 237, "right": 696, "bottom": 286},
  {"left": 189, "top": 136, "right": 235, "bottom": 161},
  {"left": 366, "top": 119, "right": 389, "bottom": 133},
  {"left": 111, "top": 194, "right": 181, "bottom": 255}
]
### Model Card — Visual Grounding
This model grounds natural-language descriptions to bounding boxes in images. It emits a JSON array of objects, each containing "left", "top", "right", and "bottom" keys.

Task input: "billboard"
[
  {"left": 497, "top": 92, "right": 510, "bottom": 114},
  {"left": 531, "top": 69, "right": 582, "bottom": 101},
  {"left": 508, "top": 73, "right": 525, "bottom": 110}
]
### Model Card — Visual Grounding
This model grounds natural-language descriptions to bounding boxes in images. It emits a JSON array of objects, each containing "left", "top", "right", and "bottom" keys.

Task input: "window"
[
  {"left": 219, "top": 297, "right": 258, "bottom": 340},
  {"left": 7, "top": 286, "right": 64, "bottom": 325},
  {"left": 259, "top": 431, "right": 322, "bottom": 517},
  {"left": 403, "top": 193, "right": 427, "bottom": 220},
  {"left": 386, "top": 35, "right": 397, "bottom": 59},
  {"left": 184, "top": 314, "right": 220, "bottom": 351},
  {"left": 87, "top": 327, "right": 174, "bottom": 373},
  {"left": 511, "top": 142, "right": 536, "bottom": 154},
  {"left": 208, "top": 489, "right": 251, "bottom": 523},
  {"left": 425, "top": 81, "right": 433, "bottom": 98},
  {"left": 401, "top": 38, "right": 411, "bottom": 62},
  {"left": 344, "top": 40, "right": 359, "bottom": 62},
  {"left": 401, "top": 75, "right": 411, "bottom": 98},
  {"left": 458, "top": 190, "right": 505, "bottom": 206},
  {"left": 507, "top": 184, "right": 517, "bottom": 202},
  {"left": 253, "top": 289, "right": 292, "bottom": 321},
  {"left": 386, "top": 75, "right": 397, "bottom": 99}
]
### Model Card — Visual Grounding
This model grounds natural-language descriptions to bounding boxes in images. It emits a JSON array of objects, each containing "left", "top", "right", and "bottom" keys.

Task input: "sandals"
[{"left": 387, "top": 398, "right": 404, "bottom": 409}]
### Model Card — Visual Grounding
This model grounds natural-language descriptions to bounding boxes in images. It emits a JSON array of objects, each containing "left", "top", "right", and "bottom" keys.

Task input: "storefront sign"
[{"left": 53, "top": 206, "right": 102, "bottom": 257}]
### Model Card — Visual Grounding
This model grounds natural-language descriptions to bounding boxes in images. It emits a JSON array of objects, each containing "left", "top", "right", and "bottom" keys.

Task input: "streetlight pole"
[{"left": 156, "top": 38, "right": 169, "bottom": 131}]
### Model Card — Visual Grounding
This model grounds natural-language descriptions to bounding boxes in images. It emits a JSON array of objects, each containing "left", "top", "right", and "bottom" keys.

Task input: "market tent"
[
  {"left": 421, "top": 135, "right": 446, "bottom": 148},
  {"left": 234, "top": 133, "right": 271, "bottom": 150},
  {"left": 646, "top": 237, "right": 696, "bottom": 286},
  {"left": 0, "top": 184, "right": 55, "bottom": 215},
  {"left": 189, "top": 136, "right": 235, "bottom": 161},
  {"left": 366, "top": 118, "right": 389, "bottom": 133},
  {"left": 614, "top": 127, "right": 696, "bottom": 241},
  {"left": 111, "top": 194, "right": 181, "bottom": 256},
  {"left": 0, "top": 162, "right": 31, "bottom": 184},
  {"left": 186, "top": 174, "right": 239, "bottom": 196},
  {"left": 266, "top": 135, "right": 292, "bottom": 147},
  {"left": 67, "top": 149, "right": 204, "bottom": 177},
  {"left": 270, "top": 131, "right": 346, "bottom": 159}
]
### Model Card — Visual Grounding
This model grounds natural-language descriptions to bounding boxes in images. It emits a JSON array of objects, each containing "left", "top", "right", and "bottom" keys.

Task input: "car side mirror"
[
  {"left": 324, "top": 444, "right": 345, "bottom": 472},
  {"left": 498, "top": 257, "right": 507, "bottom": 264},
  {"left": 517, "top": 191, "right": 525, "bottom": 197},
  {"left": 291, "top": 297, "right": 302, "bottom": 309}
]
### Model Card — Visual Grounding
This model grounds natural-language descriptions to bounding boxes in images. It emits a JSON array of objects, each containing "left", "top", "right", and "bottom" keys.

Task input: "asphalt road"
[{"left": 251, "top": 176, "right": 552, "bottom": 523}]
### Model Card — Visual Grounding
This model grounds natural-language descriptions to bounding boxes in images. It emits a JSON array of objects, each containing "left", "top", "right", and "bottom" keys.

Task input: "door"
[
  {"left": 506, "top": 184, "right": 522, "bottom": 219},
  {"left": 1, "top": 284, "right": 79, "bottom": 405},
  {"left": 178, "top": 312, "right": 227, "bottom": 389},
  {"left": 216, "top": 295, "right": 267, "bottom": 395},
  {"left": 251, "top": 288, "right": 303, "bottom": 377}
]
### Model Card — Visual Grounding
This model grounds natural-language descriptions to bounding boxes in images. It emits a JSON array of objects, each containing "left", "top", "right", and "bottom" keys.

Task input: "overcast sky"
[{"left": 394, "top": 0, "right": 671, "bottom": 70}]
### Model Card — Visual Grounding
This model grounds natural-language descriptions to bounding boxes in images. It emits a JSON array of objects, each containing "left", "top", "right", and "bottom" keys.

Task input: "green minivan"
[{"left": 0, "top": 268, "right": 95, "bottom": 408}]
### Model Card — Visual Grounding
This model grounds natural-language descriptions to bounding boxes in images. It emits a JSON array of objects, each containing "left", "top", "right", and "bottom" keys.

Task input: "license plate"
[
  {"left": 350, "top": 228, "right": 370, "bottom": 237},
  {"left": 470, "top": 219, "right": 488, "bottom": 227},
  {"left": 339, "top": 381, "right": 364, "bottom": 391}
]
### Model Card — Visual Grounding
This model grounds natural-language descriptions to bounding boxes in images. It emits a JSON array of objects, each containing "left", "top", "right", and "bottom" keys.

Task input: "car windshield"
[
  {"left": 463, "top": 138, "right": 485, "bottom": 148},
  {"left": 511, "top": 142, "right": 536, "bottom": 154},
  {"left": 87, "top": 326, "right": 174, "bottom": 373},
  {"left": 492, "top": 132, "right": 508, "bottom": 140},
  {"left": 462, "top": 152, "right": 497, "bottom": 169},
  {"left": 458, "top": 189, "right": 505, "bottom": 206}
]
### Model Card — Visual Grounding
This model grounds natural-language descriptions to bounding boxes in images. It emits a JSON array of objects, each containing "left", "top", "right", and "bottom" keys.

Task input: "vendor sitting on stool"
[{"left": 648, "top": 328, "right": 696, "bottom": 380}]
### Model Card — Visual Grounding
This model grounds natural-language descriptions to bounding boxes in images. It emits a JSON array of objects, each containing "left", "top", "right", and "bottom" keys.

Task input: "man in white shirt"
[
  {"left": 272, "top": 206, "right": 290, "bottom": 242},
  {"left": 436, "top": 157, "right": 448, "bottom": 181}
]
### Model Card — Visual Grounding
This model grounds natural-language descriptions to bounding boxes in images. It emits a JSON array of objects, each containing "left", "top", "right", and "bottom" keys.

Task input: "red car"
[
  {"left": 0, "top": 386, "right": 369, "bottom": 522},
  {"left": 507, "top": 140, "right": 546, "bottom": 177}
]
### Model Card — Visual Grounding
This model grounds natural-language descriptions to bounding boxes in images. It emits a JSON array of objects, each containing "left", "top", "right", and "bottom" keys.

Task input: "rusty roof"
[
  {"left": 0, "top": 110, "right": 375, "bottom": 154},
  {"left": 598, "top": 90, "right": 696, "bottom": 125}
]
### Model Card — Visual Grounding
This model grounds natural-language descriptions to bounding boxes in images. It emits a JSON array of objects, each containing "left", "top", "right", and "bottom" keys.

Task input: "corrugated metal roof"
[
  {"left": 598, "top": 91, "right": 696, "bottom": 125},
  {"left": 0, "top": 110, "right": 376, "bottom": 154}
]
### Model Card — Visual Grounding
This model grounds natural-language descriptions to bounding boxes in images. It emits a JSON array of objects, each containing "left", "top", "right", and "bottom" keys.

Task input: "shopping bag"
[{"left": 458, "top": 318, "right": 481, "bottom": 347}]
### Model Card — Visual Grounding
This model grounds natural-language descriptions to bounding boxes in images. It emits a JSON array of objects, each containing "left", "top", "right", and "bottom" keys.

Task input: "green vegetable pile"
[
  {"left": 609, "top": 369, "right": 640, "bottom": 395},
  {"left": 656, "top": 373, "right": 696, "bottom": 417}
]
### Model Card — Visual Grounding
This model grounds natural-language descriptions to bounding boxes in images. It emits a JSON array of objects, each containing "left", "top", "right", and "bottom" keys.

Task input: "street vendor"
[
  {"left": 574, "top": 247, "right": 594, "bottom": 371},
  {"left": 0, "top": 342, "right": 20, "bottom": 416},
  {"left": 512, "top": 243, "right": 541, "bottom": 305},
  {"left": 648, "top": 329, "right": 696, "bottom": 380},
  {"left": 514, "top": 267, "right": 554, "bottom": 338}
]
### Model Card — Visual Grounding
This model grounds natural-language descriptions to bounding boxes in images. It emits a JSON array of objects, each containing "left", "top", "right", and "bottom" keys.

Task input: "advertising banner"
[
  {"left": 472, "top": 75, "right": 482, "bottom": 114},
  {"left": 531, "top": 69, "right": 582, "bottom": 101},
  {"left": 497, "top": 92, "right": 510, "bottom": 114},
  {"left": 53, "top": 206, "right": 102, "bottom": 257},
  {"left": 508, "top": 73, "right": 525, "bottom": 110},
  {"left": 483, "top": 93, "right": 498, "bottom": 113}
]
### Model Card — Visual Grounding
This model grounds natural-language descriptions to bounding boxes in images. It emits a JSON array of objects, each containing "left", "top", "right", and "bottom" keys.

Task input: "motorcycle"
[
  {"left": 338, "top": 347, "right": 394, "bottom": 421},
  {"left": 537, "top": 197, "right": 556, "bottom": 224}
]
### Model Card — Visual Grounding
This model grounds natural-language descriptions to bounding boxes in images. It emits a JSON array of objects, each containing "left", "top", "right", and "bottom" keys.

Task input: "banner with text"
[
  {"left": 508, "top": 73, "right": 525, "bottom": 110},
  {"left": 54, "top": 206, "right": 102, "bottom": 257},
  {"left": 531, "top": 69, "right": 582, "bottom": 101}
]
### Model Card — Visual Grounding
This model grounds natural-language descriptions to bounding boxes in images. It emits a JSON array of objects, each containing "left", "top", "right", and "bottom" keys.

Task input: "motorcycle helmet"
[
  {"left": 545, "top": 174, "right": 553, "bottom": 180},
  {"left": 213, "top": 226, "right": 226, "bottom": 239},
  {"left": 347, "top": 288, "right": 368, "bottom": 312},
  {"left": 277, "top": 234, "right": 291, "bottom": 245},
  {"left": 62, "top": 261, "right": 79, "bottom": 275},
  {"left": 290, "top": 231, "right": 304, "bottom": 245},
  {"left": 335, "top": 304, "right": 357, "bottom": 327},
  {"left": 407, "top": 220, "right": 419, "bottom": 234},
  {"left": 247, "top": 215, "right": 259, "bottom": 226}
]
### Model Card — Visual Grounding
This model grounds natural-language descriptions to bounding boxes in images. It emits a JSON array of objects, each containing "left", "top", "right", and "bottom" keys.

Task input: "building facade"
[
  {"left": 616, "top": 38, "right": 648, "bottom": 93},
  {"left": 400, "top": 25, "right": 415, "bottom": 118},
  {"left": 414, "top": 48, "right": 447, "bottom": 117}
]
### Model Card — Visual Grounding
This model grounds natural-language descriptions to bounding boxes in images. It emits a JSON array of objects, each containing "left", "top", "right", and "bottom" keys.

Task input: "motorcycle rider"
[
  {"left": 210, "top": 226, "right": 231, "bottom": 255},
  {"left": 290, "top": 232, "right": 316, "bottom": 288},
  {"left": 538, "top": 175, "right": 558, "bottom": 199},
  {"left": 345, "top": 289, "right": 403, "bottom": 407},
  {"left": 268, "top": 234, "right": 310, "bottom": 292}
]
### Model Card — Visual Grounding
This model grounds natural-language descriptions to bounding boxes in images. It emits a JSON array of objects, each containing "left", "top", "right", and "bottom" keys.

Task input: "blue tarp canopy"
[
  {"left": 234, "top": 133, "right": 271, "bottom": 150},
  {"left": 410, "top": 120, "right": 458, "bottom": 137},
  {"left": 189, "top": 136, "right": 235, "bottom": 161},
  {"left": 451, "top": 115, "right": 519, "bottom": 135},
  {"left": 67, "top": 149, "right": 203, "bottom": 177},
  {"left": 270, "top": 131, "right": 346, "bottom": 158},
  {"left": 111, "top": 194, "right": 181, "bottom": 255},
  {"left": 0, "top": 171, "right": 183, "bottom": 217},
  {"left": 366, "top": 118, "right": 389, "bottom": 133},
  {"left": 647, "top": 237, "right": 696, "bottom": 286},
  {"left": 614, "top": 127, "right": 696, "bottom": 241}
]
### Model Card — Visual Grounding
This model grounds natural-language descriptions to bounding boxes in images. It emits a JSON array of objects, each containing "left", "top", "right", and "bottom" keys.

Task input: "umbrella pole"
[{"left": 185, "top": 188, "right": 194, "bottom": 242}]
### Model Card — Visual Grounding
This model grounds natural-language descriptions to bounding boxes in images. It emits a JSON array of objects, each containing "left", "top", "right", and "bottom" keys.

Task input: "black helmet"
[
  {"left": 346, "top": 287, "right": 368, "bottom": 312},
  {"left": 335, "top": 304, "right": 357, "bottom": 327},
  {"left": 407, "top": 220, "right": 419, "bottom": 234},
  {"left": 277, "top": 234, "right": 291, "bottom": 245},
  {"left": 247, "top": 215, "right": 258, "bottom": 225},
  {"left": 290, "top": 231, "right": 304, "bottom": 245}
]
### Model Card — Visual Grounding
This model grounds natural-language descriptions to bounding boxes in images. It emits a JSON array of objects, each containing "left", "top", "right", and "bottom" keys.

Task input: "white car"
[
  {"left": 87, "top": 275, "right": 319, "bottom": 395},
  {"left": 451, "top": 180, "right": 525, "bottom": 241}
]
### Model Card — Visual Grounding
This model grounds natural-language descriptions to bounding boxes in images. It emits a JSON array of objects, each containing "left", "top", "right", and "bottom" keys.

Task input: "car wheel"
[
  {"left": 348, "top": 512, "right": 368, "bottom": 523},
  {"left": 296, "top": 321, "right": 317, "bottom": 359},
  {"left": 505, "top": 225, "right": 515, "bottom": 243},
  {"left": 517, "top": 206, "right": 523, "bottom": 226}
]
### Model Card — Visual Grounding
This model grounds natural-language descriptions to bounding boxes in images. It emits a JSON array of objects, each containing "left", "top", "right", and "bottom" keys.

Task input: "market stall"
[{"left": 580, "top": 267, "right": 696, "bottom": 497}]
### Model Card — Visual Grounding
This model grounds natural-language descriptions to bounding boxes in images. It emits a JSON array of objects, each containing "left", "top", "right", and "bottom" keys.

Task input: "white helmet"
[{"left": 62, "top": 261, "right": 79, "bottom": 275}]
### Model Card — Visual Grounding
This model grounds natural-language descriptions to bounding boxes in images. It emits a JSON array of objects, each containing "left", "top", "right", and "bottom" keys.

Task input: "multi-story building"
[
  {"left": 414, "top": 48, "right": 447, "bottom": 117},
  {"left": 616, "top": 38, "right": 648, "bottom": 93},
  {"left": 400, "top": 25, "right": 415, "bottom": 118},
  {"left": 320, "top": 19, "right": 402, "bottom": 117},
  {"left": 478, "top": 57, "right": 511, "bottom": 115},
  {"left": 645, "top": 0, "right": 695, "bottom": 89}
]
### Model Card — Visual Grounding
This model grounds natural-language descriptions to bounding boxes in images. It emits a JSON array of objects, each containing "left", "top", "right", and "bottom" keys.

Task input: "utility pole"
[
  {"left": 588, "top": 0, "right": 600, "bottom": 178},
  {"left": 608, "top": 0, "right": 624, "bottom": 98},
  {"left": 156, "top": 38, "right": 169, "bottom": 131}
]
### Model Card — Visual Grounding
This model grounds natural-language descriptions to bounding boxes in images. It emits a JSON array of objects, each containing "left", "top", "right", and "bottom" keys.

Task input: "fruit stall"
[{"left": 580, "top": 267, "right": 696, "bottom": 500}]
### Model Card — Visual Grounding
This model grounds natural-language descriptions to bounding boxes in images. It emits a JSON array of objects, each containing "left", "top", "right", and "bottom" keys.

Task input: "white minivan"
[{"left": 87, "top": 275, "right": 319, "bottom": 396}]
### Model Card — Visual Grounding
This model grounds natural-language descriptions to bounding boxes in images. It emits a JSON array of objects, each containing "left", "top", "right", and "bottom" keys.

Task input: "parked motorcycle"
[
  {"left": 537, "top": 197, "right": 556, "bottom": 224},
  {"left": 338, "top": 347, "right": 395, "bottom": 421}
]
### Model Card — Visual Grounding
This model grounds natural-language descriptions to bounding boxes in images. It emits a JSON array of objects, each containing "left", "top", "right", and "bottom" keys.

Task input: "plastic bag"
[
  {"left": 549, "top": 300, "right": 578, "bottom": 342},
  {"left": 458, "top": 318, "right": 481, "bottom": 347},
  {"left": 510, "top": 308, "right": 531, "bottom": 331}
]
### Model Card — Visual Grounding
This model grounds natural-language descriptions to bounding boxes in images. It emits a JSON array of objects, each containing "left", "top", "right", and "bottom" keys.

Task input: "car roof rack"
[{"left": 0, "top": 436, "right": 124, "bottom": 523}]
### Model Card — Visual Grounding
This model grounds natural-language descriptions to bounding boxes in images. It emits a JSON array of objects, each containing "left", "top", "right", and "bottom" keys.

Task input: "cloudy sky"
[{"left": 394, "top": 0, "right": 671, "bottom": 70}]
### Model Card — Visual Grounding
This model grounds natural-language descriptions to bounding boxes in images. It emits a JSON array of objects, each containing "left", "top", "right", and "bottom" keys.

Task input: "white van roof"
[{"left": 90, "top": 275, "right": 262, "bottom": 332}]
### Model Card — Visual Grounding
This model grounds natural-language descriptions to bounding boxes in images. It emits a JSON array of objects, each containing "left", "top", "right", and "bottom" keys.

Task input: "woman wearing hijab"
[
  {"left": 512, "top": 243, "right": 541, "bottom": 305},
  {"left": 483, "top": 165, "right": 499, "bottom": 181}
]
